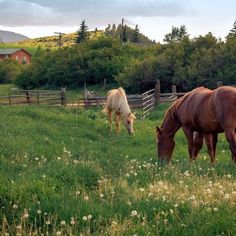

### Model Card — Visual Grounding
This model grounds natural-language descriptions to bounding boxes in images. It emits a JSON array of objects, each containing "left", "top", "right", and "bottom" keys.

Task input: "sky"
[{"left": 0, "top": 0, "right": 235, "bottom": 42}]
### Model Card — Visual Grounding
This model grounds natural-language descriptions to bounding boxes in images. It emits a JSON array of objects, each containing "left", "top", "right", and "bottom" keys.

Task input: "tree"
[
  {"left": 226, "top": 20, "right": 236, "bottom": 40},
  {"left": 164, "top": 25, "right": 188, "bottom": 43},
  {"left": 75, "top": 20, "right": 89, "bottom": 44},
  {"left": 121, "top": 25, "right": 128, "bottom": 42},
  {"left": 105, "top": 24, "right": 111, "bottom": 36},
  {"left": 131, "top": 25, "right": 139, "bottom": 43}
]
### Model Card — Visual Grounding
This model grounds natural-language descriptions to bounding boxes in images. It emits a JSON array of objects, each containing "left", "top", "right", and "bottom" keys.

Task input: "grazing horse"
[
  {"left": 156, "top": 86, "right": 236, "bottom": 163},
  {"left": 103, "top": 87, "right": 136, "bottom": 135}
]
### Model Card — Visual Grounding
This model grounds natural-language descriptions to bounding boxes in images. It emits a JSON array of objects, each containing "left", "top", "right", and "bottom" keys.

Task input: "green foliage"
[
  {"left": 75, "top": 20, "right": 89, "bottom": 44},
  {"left": 131, "top": 25, "right": 140, "bottom": 43},
  {"left": 164, "top": 25, "right": 188, "bottom": 43},
  {"left": 15, "top": 37, "right": 147, "bottom": 89},
  {"left": 226, "top": 20, "right": 236, "bottom": 41},
  {"left": 0, "top": 59, "right": 22, "bottom": 83}
]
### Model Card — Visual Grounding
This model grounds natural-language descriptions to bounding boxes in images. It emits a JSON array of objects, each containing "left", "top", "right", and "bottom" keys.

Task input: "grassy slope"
[
  {"left": 0, "top": 43, "right": 39, "bottom": 55},
  {"left": 0, "top": 104, "right": 235, "bottom": 235}
]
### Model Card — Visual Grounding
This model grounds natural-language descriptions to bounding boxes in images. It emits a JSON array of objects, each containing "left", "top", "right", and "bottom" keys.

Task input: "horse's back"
[
  {"left": 177, "top": 86, "right": 236, "bottom": 132},
  {"left": 105, "top": 88, "right": 127, "bottom": 111},
  {"left": 177, "top": 87, "right": 217, "bottom": 132}
]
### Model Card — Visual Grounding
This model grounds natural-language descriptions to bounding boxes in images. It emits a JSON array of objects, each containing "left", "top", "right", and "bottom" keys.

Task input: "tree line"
[{"left": 1, "top": 20, "right": 236, "bottom": 93}]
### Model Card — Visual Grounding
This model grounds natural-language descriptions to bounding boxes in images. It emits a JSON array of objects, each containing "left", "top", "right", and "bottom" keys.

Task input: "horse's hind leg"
[
  {"left": 193, "top": 132, "right": 203, "bottom": 159},
  {"left": 224, "top": 128, "right": 236, "bottom": 163},
  {"left": 204, "top": 133, "right": 218, "bottom": 163},
  {"left": 115, "top": 112, "right": 121, "bottom": 134}
]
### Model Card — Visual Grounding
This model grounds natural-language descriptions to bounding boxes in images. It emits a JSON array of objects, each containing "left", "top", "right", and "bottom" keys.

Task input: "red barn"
[{"left": 0, "top": 48, "right": 32, "bottom": 64}]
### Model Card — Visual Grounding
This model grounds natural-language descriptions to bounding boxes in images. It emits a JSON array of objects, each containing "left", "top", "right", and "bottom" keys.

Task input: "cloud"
[{"left": 0, "top": 0, "right": 187, "bottom": 28}]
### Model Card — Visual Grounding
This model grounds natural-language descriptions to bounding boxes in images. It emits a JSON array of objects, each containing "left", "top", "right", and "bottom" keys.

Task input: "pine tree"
[
  {"left": 105, "top": 24, "right": 111, "bottom": 36},
  {"left": 131, "top": 25, "right": 139, "bottom": 43},
  {"left": 111, "top": 24, "right": 116, "bottom": 37},
  {"left": 75, "top": 20, "right": 89, "bottom": 44},
  {"left": 122, "top": 25, "right": 128, "bottom": 42},
  {"left": 164, "top": 25, "right": 188, "bottom": 43},
  {"left": 226, "top": 20, "right": 236, "bottom": 40}
]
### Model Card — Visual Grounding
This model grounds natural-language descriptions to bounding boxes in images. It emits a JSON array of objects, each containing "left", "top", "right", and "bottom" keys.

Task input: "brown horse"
[{"left": 156, "top": 86, "right": 236, "bottom": 163}]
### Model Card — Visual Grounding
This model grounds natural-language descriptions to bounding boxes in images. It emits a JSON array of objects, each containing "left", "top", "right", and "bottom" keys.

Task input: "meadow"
[{"left": 0, "top": 103, "right": 236, "bottom": 235}]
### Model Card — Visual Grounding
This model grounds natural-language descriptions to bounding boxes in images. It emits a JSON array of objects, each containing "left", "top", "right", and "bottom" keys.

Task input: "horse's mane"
[
  {"left": 162, "top": 87, "right": 206, "bottom": 126},
  {"left": 118, "top": 87, "right": 126, "bottom": 96},
  {"left": 107, "top": 87, "right": 126, "bottom": 97}
]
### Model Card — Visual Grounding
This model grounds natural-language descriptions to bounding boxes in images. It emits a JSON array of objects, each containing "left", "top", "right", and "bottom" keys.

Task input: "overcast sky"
[{"left": 0, "top": 0, "right": 235, "bottom": 42}]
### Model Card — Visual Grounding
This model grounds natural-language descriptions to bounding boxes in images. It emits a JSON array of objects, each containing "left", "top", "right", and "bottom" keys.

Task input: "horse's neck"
[
  {"left": 120, "top": 100, "right": 131, "bottom": 115},
  {"left": 162, "top": 108, "right": 181, "bottom": 137}
]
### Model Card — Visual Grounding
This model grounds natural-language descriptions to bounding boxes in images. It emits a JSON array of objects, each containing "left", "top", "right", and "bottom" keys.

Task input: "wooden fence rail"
[{"left": 0, "top": 89, "right": 66, "bottom": 106}]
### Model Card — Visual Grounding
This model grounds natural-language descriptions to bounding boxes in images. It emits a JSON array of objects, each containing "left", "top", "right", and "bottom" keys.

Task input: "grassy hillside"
[
  {"left": 0, "top": 104, "right": 235, "bottom": 235},
  {"left": 0, "top": 42, "right": 39, "bottom": 55}
]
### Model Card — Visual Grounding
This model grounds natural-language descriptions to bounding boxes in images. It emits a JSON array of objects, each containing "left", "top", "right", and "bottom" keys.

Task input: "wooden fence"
[
  {"left": 142, "top": 89, "right": 156, "bottom": 118},
  {"left": 0, "top": 89, "right": 66, "bottom": 106}
]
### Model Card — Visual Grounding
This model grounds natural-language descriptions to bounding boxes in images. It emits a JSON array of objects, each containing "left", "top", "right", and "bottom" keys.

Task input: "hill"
[
  {"left": 0, "top": 30, "right": 29, "bottom": 43},
  {"left": 18, "top": 25, "right": 155, "bottom": 48}
]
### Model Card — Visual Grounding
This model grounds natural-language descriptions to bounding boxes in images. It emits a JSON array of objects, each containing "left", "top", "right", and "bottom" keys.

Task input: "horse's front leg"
[
  {"left": 182, "top": 126, "right": 195, "bottom": 160},
  {"left": 224, "top": 128, "right": 236, "bottom": 163},
  {"left": 108, "top": 109, "right": 113, "bottom": 133},
  {"left": 115, "top": 112, "right": 121, "bottom": 134},
  {"left": 193, "top": 132, "right": 203, "bottom": 159},
  {"left": 204, "top": 133, "right": 218, "bottom": 163}
]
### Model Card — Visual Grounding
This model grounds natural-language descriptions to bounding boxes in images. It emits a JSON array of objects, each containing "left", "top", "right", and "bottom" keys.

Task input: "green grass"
[{"left": 0, "top": 104, "right": 236, "bottom": 235}]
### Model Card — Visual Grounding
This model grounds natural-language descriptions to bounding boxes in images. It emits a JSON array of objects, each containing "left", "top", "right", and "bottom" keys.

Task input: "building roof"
[{"left": 0, "top": 48, "right": 31, "bottom": 55}]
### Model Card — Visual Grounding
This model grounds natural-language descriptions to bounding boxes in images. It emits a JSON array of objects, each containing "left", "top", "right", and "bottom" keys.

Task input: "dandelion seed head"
[{"left": 131, "top": 210, "right": 138, "bottom": 217}]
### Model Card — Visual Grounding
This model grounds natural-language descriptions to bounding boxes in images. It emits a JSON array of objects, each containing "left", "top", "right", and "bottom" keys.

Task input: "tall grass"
[{"left": 0, "top": 105, "right": 235, "bottom": 235}]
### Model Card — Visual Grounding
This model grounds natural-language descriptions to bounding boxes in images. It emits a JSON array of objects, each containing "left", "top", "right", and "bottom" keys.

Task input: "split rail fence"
[{"left": 0, "top": 89, "right": 66, "bottom": 106}]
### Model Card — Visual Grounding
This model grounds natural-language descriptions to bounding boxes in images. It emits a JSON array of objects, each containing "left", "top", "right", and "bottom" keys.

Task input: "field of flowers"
[{"left": 0, "top": 104, "right": 236, "bottom": 235}]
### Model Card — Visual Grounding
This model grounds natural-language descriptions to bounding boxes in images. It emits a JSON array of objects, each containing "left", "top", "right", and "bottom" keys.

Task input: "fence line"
[{"left": 0, "top": 89, "right": 66, "bottom": 106}]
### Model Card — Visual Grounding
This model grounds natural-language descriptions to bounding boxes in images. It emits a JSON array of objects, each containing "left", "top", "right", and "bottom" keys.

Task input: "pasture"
[{"left": 0, "top": 104, "right": 236, "bottom": 235}]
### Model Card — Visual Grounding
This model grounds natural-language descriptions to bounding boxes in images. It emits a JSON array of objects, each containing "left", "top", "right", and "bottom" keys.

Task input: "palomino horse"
[
  {"left": 156, "top": 86, "right": 236, "bottom": 163},
  {"left": 103, "top": 87, "right": 136, "bottom": 135}
]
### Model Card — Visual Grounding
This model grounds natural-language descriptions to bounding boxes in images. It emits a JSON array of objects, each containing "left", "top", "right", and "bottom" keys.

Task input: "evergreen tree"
[
  {"left": 121, "top": 25, "right": 128, "bottom": 42},
  {"left": 105, "top": 24, "right": 111, "bottom": 36},
  {"left": 131, "top": 25, "right": 139, "bottom": 43},
  {"left": 111, "top": 24, "right": 116, "bottom": 37},
  {"left": 75, "top": 20, "right": 89, "bottom": 44},
  {"left": 226, "top": 20, "right": 236, "bottom": 40},
  {"left": 164, "top": 25, "right": 188, "bottom": 43}
]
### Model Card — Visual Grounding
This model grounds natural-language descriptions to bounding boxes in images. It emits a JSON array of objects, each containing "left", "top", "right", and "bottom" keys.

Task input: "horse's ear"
[
  {"left": 131, "top": 113, "right": 136, "bottom": 119},
  {"left": 156, "top": 126, "right": 162, "bottom": 135}
]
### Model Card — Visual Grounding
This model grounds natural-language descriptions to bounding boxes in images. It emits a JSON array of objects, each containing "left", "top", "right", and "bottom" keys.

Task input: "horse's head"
[
  {"left": 156, "top": 126, "right": 175, "bottom": 161},
  {"left": 124, "top": 112, "right": 136, "bottom": 135}
]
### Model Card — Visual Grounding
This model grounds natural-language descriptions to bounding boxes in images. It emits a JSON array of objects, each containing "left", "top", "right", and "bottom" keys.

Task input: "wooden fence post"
[
  {"left": 37, "top": 91, "right": 40, "bottom": 105},
  {"left": 155, "top": 80, "right": 160, "bottom": 105},
  {"left": 60, "top": 88, "right": 66, "bottom": 106},
  {"left": 26, "top": 91, "right": 31, "bottom": 104},
  {"left": 8, "top": 90, "right": 11, "bottom": 105},
  {"left": 172, "top": 84, "right": 177, "bottom": 94}
]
